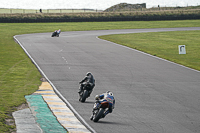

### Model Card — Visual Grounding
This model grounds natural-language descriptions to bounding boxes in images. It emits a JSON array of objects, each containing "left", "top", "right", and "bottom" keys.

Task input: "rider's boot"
[
  {"left": 90, "top": 114, "right": 94, "bottom": 120},
  {"left": 102, "top": 110, "right": 109, "bottom": 118},
  {"left": 78, "top": 86, "right": 83, "bottom": 93}
]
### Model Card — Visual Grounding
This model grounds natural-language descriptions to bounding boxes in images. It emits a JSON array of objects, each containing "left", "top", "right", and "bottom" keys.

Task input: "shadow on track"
[
  {"left": 96, "top": 120, "right": 126, "bottom": 126},
  {"left": 82, "top": 100, "right": 95, "bottom": 104}
]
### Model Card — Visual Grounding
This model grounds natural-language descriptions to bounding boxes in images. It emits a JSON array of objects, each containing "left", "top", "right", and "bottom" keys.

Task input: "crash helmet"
[
  {"left": 86, "top": 72, "right": 92, "bottom": 76},
  {"left": 106, "top": 91, "right": 113, "bottom": 96},
  {"left": 95, "top": 95, "right": 99, "bottom": 100}
]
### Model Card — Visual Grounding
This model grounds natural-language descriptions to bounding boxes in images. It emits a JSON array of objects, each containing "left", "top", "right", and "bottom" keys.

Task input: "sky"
[{"left": 1, "top": 0, "right": 199, "bottom": 10}]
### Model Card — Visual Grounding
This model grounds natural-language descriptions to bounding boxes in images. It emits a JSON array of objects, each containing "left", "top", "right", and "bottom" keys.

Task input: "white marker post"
[{"left": 178, "top": 45, "right": 186, "bottom": 54}]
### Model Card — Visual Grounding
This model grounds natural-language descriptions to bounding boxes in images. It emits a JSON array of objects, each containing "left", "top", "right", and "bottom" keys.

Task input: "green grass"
[
  {"left": 0, "top": 20, "right": 200, "bottom": 132},
  {"left": 99, "top": 30, "right": 200, "bottom": 71}
]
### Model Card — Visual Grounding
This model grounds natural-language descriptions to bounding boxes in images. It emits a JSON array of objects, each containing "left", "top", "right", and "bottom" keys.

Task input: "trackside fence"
[{"left": 0, "top": 8, "right": 102, "bottom": 14}]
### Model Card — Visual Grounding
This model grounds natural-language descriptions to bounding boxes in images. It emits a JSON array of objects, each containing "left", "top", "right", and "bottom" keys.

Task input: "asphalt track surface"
[{"left": 15, "top": 27, "right": 200, "bottom": 133}]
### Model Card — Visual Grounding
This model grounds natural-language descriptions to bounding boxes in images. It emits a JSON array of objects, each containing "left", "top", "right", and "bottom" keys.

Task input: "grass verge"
[
  {"left": 0, "top": 20, "right": 200, "bottom": 132},
  {"left": 99, "top": 30, "right": 200, "bottom": 71}
]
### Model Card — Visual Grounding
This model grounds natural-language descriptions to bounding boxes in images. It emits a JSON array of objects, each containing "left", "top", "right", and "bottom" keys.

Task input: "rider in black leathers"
[{"left": 79, "top": 72, "right": 95, "bottom": 97}]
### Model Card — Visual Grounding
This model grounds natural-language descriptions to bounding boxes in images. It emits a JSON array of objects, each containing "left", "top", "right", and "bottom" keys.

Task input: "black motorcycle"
[
  {"left": 91, "top": 101, "right": 109, "bottom": 122},
  {"left": 79, "top": 82, "right": 93, "bottom": 102},
  {"left": 51, "top": 31, "right": 59, "bottom": 37}
]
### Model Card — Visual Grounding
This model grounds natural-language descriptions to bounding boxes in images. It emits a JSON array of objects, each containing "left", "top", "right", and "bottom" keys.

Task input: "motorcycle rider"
[
  {"left": 78, "top": 72, "right": 95, "bottom": 97},
  {"left": 52, "top": 29, "right": 61, "bottom": 37},
  {"left": 91, "top": 91, "right": 115, "bottom": 120},
  {"left": 57, "top": 29, "right": 61, "bottom": 36}
]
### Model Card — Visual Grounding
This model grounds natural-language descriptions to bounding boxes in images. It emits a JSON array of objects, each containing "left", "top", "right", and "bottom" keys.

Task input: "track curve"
[{"left": 15, "top": 28, "right": 200, "bottom": 133}]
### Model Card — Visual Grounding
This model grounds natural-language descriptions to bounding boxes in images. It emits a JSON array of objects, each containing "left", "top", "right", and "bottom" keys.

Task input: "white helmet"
[
  {"left": 95, "top": 95, "right": 99, "bottom": 100},
  {"left": 106, "top": 91, "right": 113, "bottom": 96}
]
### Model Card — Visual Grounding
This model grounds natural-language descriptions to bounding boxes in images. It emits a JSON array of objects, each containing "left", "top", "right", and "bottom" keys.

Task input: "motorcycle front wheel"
[
  {"left": 93, "top": 108, "right": 104, "bottom": 122},
  {"left": 80, "top": 90, "right": 88, "bottom": 102}
]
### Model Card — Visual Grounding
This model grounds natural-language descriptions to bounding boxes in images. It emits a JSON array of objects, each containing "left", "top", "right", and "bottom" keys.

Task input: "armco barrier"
[{"left": 0, "top": 14, "right": 200, "bottom": 23}]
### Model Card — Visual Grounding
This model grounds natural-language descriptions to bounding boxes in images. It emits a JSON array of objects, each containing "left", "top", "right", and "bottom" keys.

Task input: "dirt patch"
[
  {"left": 5, "top": 118, "right": 16, "bottom": 133},
  {"left": 40, "top": 77, "right": 47, "bottom": 82},
  {"left": 6, "top": 103, "right": 29, "bottom": 133},
  {"left": 5, "top": 118, "right": 15, "bottom": 126},
  {"left": 8, "top": 103, "right": 28, "bottom": 124},
  {"left": 16, "top": 103, "right": 29, "bottom": 110}
]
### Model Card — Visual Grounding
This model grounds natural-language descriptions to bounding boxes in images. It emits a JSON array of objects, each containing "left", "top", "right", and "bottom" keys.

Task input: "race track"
[{"left": 15, "top": 28, "right": 200, "bottom": 133}]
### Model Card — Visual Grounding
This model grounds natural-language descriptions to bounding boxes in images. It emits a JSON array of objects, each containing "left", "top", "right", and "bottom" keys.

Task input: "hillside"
[
  {"left": 104, "top": 3, "right": 146, "bottom": 12},
  {"left": 104, "top": 3, "right": 200, "bottom": 12}
]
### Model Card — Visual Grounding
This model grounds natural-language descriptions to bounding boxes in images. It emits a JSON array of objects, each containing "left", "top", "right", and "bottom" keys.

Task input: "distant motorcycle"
[
  {"left": 79, "top": 82, "right": 93, "bottom": 102},
  {"left": 51, "top": 31, "right": 59, "bottom": 37},
  {"left": 91, "top": 100, "right": 109, "bottom": 122},
  {"left": 51, "top": 29, "right": 61, "bottom": 37}
]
